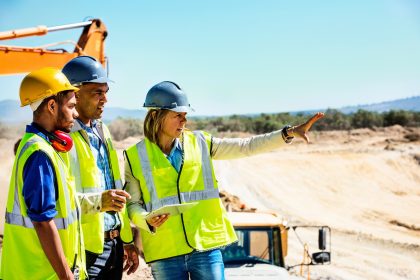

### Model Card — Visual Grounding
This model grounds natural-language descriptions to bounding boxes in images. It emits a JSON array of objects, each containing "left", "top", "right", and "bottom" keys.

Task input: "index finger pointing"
[{"left": 307, "top": 112, "right": 324, "bottom": 126}]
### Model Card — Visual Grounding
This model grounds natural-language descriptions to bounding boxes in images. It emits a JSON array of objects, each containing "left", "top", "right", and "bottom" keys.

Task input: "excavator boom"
[{"left": 0, "top": 19, "right": 108, "bottom": 75}]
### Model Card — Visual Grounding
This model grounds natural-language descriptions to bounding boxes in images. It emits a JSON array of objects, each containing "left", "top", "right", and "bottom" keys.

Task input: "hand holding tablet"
[{"left": 145, "top": 202, "right": 199, "bottom": 219}]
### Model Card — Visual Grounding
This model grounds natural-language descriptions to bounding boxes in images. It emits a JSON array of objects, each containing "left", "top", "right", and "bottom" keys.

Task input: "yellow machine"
[
  {"left": 0, "top": 19, "right": 108, "bottom": 75},
  {"left": 224, "top": 211, "right": 331, "bottom": 280}
]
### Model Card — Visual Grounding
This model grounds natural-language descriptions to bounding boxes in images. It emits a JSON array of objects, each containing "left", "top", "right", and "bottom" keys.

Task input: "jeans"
[
  {"left": 151, "top": 249, "right": 225, "bottom": 280},
  {"left": 85, "top": 238, "right": 124, "bottom": 280}
]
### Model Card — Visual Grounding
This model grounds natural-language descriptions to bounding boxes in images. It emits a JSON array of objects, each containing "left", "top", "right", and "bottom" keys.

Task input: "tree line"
[
  {"left": 0, "top": 109, "right": 418, "bottom": 141},
  {"left": 188, "top": 109, "right": 420, "bottom": 134},
  {"left": 106, "top": 109, "right": 420, "bottom": 140}
]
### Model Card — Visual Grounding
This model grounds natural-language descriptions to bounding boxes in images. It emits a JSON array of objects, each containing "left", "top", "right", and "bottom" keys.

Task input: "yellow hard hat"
[{"left": 19, "top": 67, "right": 79, "bottom": 107}]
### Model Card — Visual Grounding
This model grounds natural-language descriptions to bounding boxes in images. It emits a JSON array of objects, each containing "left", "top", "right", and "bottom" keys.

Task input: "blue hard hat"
[
  {"left": 144, "top": 81, "right": 194, "bottom": 112},
  {"left": 62, "top": 55, "right": 113, "bottom": 86}
]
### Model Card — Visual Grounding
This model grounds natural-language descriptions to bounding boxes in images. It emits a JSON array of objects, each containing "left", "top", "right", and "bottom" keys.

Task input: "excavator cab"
[{"left": 224, "top": 211, "right": 332, "bottom": 279}]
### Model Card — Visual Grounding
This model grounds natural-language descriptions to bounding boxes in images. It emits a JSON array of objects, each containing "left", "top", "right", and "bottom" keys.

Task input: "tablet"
[{"left": 145, "top": 202, "right": 199, "bottom": 219}]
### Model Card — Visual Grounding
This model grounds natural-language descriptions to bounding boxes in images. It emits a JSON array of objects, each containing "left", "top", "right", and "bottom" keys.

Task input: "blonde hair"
[{"left": 143, "top": 109, "right": 171, "bottom": 145}]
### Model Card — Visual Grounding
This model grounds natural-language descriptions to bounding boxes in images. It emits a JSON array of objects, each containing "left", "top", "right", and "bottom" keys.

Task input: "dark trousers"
[{"left": 86, "top": 238, "right": 124, "bottom": 280}]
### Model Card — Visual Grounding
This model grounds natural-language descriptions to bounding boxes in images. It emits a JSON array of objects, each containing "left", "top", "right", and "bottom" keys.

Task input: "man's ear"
[{"left": 47, "top": 99, "right": 57, "bottom": 114}]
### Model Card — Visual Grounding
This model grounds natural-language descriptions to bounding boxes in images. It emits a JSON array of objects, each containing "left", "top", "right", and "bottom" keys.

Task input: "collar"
[
  {"left": 71, "top": 118, "right": 100, "bottom": 133},
  {"left": 168, "top": 138, "right": 182, "bottom": 156},
  {"left": 26, "top": 123, "right": 51, "bottom": 143}
]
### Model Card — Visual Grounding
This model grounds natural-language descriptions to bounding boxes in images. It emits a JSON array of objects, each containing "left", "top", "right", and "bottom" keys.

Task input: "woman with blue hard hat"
[{"left": 124, "top": 81, "right": 323, "bottom": 280}]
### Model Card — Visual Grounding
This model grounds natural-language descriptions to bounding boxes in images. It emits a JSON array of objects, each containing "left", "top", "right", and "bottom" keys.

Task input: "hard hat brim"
[
  {"left": 21, "top": 85, "right": 79, "bottom": 108},
  {"left": 168, "top": 106, "right": 195, "bottom": 113},
  {"left": 144, "top": 105, "right": 195, "bottom": 113},
  {"left": 85, "top": 76, "right": 114, "bottom": 84}
]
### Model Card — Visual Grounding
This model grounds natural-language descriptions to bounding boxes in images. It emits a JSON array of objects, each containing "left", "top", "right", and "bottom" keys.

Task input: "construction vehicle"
[
  {"left": 221, "top": 192, "right": 331, "bottom": 280},
  {"left": 0, "top": 18, "right": 108, "bottom": 75}
]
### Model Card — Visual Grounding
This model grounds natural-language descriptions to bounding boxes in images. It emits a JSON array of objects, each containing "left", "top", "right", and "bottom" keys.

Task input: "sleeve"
[
  {"left": 22, "top": 151, "right": 58, "bottom": 222},
  {"left": 210, "top": 130, "right": 290, "bottom": 160},
  {"left": 124, "top": 152, "right": 153, "bottom": 233}
]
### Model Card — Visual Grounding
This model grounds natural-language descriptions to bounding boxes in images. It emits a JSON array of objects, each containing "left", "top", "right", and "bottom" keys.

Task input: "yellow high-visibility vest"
[
  {"left": 125, "top": 130, "right": 237, "bottom": 263},
  {"left": 1, "top": 133, "right": 86, "bottom": 280},
  {"left": 62, "top": 121, "right": 133, "bottom": 253}
]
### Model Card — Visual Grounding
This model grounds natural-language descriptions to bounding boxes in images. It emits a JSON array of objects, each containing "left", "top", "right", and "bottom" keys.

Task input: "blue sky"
[{"left": 1, "top": 0, "right": 420, "bottom": 115}]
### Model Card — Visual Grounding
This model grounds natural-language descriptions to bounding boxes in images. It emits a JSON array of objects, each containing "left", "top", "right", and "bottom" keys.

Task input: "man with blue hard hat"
[{"left": 61, "top": 56, "right": 139, "bottom": 279}]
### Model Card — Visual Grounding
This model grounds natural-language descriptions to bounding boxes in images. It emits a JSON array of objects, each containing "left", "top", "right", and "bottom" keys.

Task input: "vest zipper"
[
  {"left": 71, "top": 253, "right": 77, "bottom": 273},
  {"left": 177, "top": 134, "right": 195, "bottom": 251}
]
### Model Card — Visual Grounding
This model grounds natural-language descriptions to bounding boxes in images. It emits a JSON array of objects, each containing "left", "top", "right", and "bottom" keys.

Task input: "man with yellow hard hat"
[{"left": 0, "top": 68, "right": 86, "bottom": 279}]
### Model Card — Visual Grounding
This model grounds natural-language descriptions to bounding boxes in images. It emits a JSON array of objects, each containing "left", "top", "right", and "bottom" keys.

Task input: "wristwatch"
[{"left": 282, "top": 125, "right": 294, "bottom": 141}]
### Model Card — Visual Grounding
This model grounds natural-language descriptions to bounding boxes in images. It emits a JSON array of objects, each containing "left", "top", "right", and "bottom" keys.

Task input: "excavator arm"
[{"left": 0, "top": 19, "right": 108, "bottom": 75}]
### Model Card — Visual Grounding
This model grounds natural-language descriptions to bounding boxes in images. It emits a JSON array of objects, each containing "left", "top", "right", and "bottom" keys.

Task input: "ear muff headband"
[{"left": 31, "top": 123, "right": 73, "bottom": 152}]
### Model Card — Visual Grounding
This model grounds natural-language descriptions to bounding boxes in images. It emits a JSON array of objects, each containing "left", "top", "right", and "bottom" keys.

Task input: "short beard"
[{"left": 56, "top": 106, "right": 71, "bottom": 133}]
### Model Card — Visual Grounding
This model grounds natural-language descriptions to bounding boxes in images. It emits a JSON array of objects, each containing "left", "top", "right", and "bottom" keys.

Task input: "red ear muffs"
[{"left": 50, "top": 130, "right": 73, "bottom": 152}]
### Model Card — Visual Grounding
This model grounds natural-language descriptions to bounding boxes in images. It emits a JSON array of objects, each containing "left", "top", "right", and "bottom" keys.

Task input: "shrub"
[
  {"left": 383, "top": 110, "right": 410, "bottom": 127},
  {"left": 351, "top": 110, "right": 383, "bottom": 128},
  {"left": 108, "top": 118, "right": 143, "bottom": 141}
]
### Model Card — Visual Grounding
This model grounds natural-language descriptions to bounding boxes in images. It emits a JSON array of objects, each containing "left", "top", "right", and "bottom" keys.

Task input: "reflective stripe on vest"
[
  {"left": 193, "top": 131, "right": 216, "bottom": 190},
  {"left": 143, "top": 190, "right": 220, "bottom": 212},
  {"left": 5, "top": 208, "right": 78, "bottom": 229}
]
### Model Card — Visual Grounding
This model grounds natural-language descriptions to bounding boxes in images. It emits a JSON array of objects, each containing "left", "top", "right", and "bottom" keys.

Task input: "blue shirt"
[
  {"left": 22, "top": 124, "right": 58, "bottom": 222},
  {"left": 166, "top": 139, "right": 183, "bottom": 172},
  {"left": 76, "top": 119, "right": 120, "bottom": 230}
]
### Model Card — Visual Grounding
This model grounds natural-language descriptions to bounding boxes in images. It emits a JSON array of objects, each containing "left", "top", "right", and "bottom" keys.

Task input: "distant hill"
[
  {"left": 0, "top": 96, "right": 419, "bottom": 124},
  {"left": 101, "top": 107, "right": 146, "bottom": 123},
  {"left": 338, "top": 96, "right": 420, "bottom": 114}
]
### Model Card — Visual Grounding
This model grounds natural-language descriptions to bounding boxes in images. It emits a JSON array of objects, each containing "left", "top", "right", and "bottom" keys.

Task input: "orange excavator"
[{"left": 0, "top": 18, "right": 108, "bottom": 75}]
